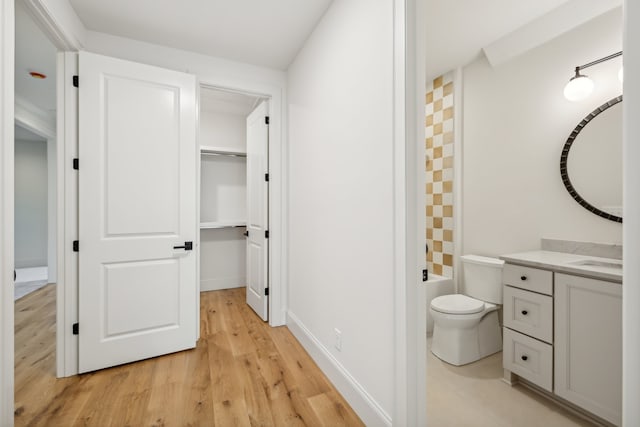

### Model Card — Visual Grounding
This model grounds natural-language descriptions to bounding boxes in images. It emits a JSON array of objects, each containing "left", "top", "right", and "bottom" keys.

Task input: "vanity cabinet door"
[{"left": 554, "top": 273, "right": 622, "bottom": 426}]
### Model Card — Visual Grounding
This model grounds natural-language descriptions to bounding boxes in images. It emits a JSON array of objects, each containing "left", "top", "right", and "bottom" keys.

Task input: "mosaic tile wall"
[{"left": 426, "top": 73, "right": 454, "bottom": 278}]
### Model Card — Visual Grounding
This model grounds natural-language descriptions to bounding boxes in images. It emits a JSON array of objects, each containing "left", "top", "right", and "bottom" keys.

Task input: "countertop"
[{"left": 500, "top": 250, "right": 622, "bottom": 283}]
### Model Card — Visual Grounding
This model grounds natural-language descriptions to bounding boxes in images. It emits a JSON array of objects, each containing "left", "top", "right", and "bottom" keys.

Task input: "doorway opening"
[
  {"left": 198, "top": 85, "right": 271, "bottom": 323},
  {"left": 13, "top": 0, "right": 59, "bottom": 419},
  {"left": 422, "top": 4, "right": 624, "bottom": 426}
]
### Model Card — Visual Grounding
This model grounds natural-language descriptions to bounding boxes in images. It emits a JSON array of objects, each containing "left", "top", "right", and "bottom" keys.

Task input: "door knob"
[{"left": 173, "top": 241, "right": 193, "bottom": 251}]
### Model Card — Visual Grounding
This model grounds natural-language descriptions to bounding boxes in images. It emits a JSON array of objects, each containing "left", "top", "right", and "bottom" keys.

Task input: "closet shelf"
[
  {"left": 200, "top": 145, "right": 247, "bottom": 157},
  {"left": 200, "top": 220, "right": 247, "bottom": 229}
]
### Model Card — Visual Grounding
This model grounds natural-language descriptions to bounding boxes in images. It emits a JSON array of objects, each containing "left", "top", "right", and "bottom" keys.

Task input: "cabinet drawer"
[
  {"left": 503, "top": 264, "right": 553, "bottom": 295},
  {"left": 504, "top": 286, "right": 553, "bottom": 343},
  {"left": 503, "top": 328, "right": 553, "bottom": 392}
]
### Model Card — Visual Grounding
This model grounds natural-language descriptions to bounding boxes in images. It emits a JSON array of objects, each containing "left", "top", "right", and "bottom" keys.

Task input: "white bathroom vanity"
[{"left": 500, "top": 249, "right": 622, "bottom": 427}]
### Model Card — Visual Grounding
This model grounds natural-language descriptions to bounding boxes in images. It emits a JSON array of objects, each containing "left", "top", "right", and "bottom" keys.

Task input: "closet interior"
[{"left": 198, "top": 87, "right": 266, "bottom": 294}]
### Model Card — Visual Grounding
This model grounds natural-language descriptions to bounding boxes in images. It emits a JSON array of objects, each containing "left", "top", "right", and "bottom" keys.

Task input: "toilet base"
[{"left": 431, "top": 311, "right": 502, "bottom": 366}]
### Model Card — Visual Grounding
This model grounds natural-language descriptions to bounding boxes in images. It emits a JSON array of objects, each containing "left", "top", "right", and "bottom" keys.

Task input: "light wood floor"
[{"left": 15, "top": 285, "right": 364, "bottom": 426}]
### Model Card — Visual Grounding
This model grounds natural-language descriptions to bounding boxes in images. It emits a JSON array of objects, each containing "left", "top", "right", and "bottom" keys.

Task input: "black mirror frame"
[{"left": 560, "top": 95, "right": 623, "bottom": 223}]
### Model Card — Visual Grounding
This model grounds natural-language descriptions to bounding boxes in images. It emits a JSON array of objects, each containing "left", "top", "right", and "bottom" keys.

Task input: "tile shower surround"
[{"left": 426, "top": 73, "right": 454, "bottom": 278}]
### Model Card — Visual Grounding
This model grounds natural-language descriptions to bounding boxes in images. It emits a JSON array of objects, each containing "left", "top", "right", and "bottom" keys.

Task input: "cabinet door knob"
[
  {"left": 521, "top": 355, "right": 528, "bottom": 361},
  {"left": 520, "top": 275, "right": 527, "bottom": 281},
  {"left": 521, "top": 310, "right": 528, "bottom": 315}
]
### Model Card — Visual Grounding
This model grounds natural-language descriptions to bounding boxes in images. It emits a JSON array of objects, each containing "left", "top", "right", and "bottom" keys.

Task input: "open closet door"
[
  {"left": 78, "top": 52, "right": 197, "bottom": 373},
  {"left": 245, "top": 101, "right": 269, "bottom": 321}
]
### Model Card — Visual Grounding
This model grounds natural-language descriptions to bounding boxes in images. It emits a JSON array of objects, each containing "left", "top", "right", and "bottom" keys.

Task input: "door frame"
[
  {"left": 198, "top": 82, "right": 284, "bottom": 328},
  {"left": 1, "top": 0, "right": 16, "bottom": 423}
]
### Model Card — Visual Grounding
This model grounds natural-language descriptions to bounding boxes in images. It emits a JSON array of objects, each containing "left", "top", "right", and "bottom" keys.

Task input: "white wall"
[
  {"left": 462, "top": 8, "right": 623, "bottom": 257},
  {"left": 287, "top": 0, "right": 394, "bottom": 424},
  {"left": 200, "top": 110, "right": 247, "bottom": 151},
  {"left": 47, "top": 138, "right": 56, "bottom": 281},
  {"left": 85, "top": 31, "right": 285, "bottom": 89},
  {"left": 14, "top": 139, "right": 48, "bottom": 268}
]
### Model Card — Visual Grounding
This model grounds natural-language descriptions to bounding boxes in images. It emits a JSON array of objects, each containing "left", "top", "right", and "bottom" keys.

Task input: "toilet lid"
[{"left": 431, "top": 294, "right": 485, "bottom": 314}]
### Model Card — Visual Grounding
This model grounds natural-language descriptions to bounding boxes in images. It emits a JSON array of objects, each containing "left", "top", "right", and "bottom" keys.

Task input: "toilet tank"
[{"left": 461, "top": 255, "right": 505, "bottom": 304}]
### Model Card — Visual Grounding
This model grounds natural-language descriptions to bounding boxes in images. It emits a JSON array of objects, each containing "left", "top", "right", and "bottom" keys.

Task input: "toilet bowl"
[{"left": 429, "top": 255, "right": 504, "bottom": 366}]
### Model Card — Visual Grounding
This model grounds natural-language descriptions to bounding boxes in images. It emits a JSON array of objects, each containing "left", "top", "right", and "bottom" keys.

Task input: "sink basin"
[{"left": 567, "top": 259, "right": 623, "bottom": 269}]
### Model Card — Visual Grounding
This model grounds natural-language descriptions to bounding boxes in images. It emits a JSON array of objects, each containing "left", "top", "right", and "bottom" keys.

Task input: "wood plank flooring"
[{"left": 15, "top": 285, "right": 364, "bottom": 426}]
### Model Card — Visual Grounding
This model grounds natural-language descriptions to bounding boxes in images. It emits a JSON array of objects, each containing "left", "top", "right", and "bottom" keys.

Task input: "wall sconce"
[{"left": 564, "top": 51, "right": 622, "bottom": 102}]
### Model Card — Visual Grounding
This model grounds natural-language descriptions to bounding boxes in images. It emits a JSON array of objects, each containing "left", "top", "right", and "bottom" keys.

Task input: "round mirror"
[{"left": 560, "top": 96, "right": 622, "bottom": 223}]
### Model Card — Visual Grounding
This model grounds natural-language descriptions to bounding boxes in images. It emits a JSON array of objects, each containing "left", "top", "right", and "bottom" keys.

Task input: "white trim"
[
  {"left": 393, "top": 0, "right": 424, "bottom": 425},
  {"left": 14, "top": 95, "right": 55, "bottom": 139},
  {"left": 21, "top": 0, "right": 86, "bottom": 51},
  {"left": 56, "top": 52, "right": 78, "bottom": 377},
  {"left": 623, "top": 0, "right": 640, "bottom": 424},
  {"left": 413, "top": 1, "right": 427, "bottom": 425},
  {"left": 392, "top": 0, "right": 422, "bottom": 425},
  {"left": 286, "top": 311, "right": 392, "bottom": 427},
  {"left": 0, "top": 0, "right": 15, "bottom": 424},
  {"left": 199, "top": 277, "right": 245, "bottom": 291},
  {"left": 453, "top": 67, "right": 464, "bottom": 292}
]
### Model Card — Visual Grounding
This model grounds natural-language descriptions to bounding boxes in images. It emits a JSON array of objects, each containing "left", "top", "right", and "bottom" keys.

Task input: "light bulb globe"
[{"left": 564, "top": 74, "right": 594, "bottom": 101}]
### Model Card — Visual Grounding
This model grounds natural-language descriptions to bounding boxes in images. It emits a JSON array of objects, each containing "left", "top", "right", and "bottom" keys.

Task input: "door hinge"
[
  {"left": 73, "top": 158, "right": 79, "bottom": 170},
  {"left": 72, "top": 323, "right": 79, "bottom": 335},
  {"left": 72, "top": 75, "right": 79, "bottom": 88},
  {"left": 73, "top": 240, "right": 79, "bottom": 252},
  {"left": 265, "top": 288, "right": 269, "bottom": 296},
  {"left": 265, "top": 116, "right": 270, "bottom": 125},
  {"left": 422, "top": 269, "right": 429, "bottom": 282},
  {"left": 265, "top": 230, "right": 269, "bottom": 239},
  {"left": 265, "top": 173, "right": 269, "bottom": 182}
]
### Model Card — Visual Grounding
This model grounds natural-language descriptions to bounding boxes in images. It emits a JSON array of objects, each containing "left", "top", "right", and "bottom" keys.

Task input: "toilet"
[{"left": 430, "top": 254, "right": 504, "bottom": 366}]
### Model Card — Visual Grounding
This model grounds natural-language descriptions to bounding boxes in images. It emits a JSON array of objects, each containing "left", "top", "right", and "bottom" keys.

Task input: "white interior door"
[
  {"left": 245, "top": 101, "right": 269, "bottom": 321},
  {"left": 78, "top": 52, "right": 197, "bottom": 373}
]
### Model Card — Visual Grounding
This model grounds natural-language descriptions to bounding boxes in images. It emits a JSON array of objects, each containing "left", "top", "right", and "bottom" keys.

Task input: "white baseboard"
[
  {"left": 286, "top": 311, "right": 392, "bottom": 427},
  {"left": 200, "top": 276, "right": 245, "bottom": 292}
]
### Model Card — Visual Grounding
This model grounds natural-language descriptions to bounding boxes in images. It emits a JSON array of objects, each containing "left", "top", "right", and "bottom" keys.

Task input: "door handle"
[
  {"left": 173, "top": 241, "right": 193, "bottom": 251},
  {"left": 243, "top": 231, "right": 249, "bottom": 237}
]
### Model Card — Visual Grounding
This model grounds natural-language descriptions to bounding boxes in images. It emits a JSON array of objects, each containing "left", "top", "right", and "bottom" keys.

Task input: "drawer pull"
[
  {"left": 520, "top": 275, "right": 527, "bottom": 281},
  {"left": 521, "top": 310, "right": 528, "bottom": 315},
  {"left": 521, "top": 355, "right": 528, "bottom": 361}
]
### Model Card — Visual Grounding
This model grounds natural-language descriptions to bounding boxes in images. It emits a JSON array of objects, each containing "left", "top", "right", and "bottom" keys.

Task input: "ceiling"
[
  {"left": 68, "top": 0, "right": 334, "bottom": 70},
  {"left": 15, "top": 1, "right": 57, "bottom": 113},
  {"left": 14, "top": 0, "right": 620, "bottom": 109},
  {"left": 425, "top": 0, "right": 573, "bottom": 79}
]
